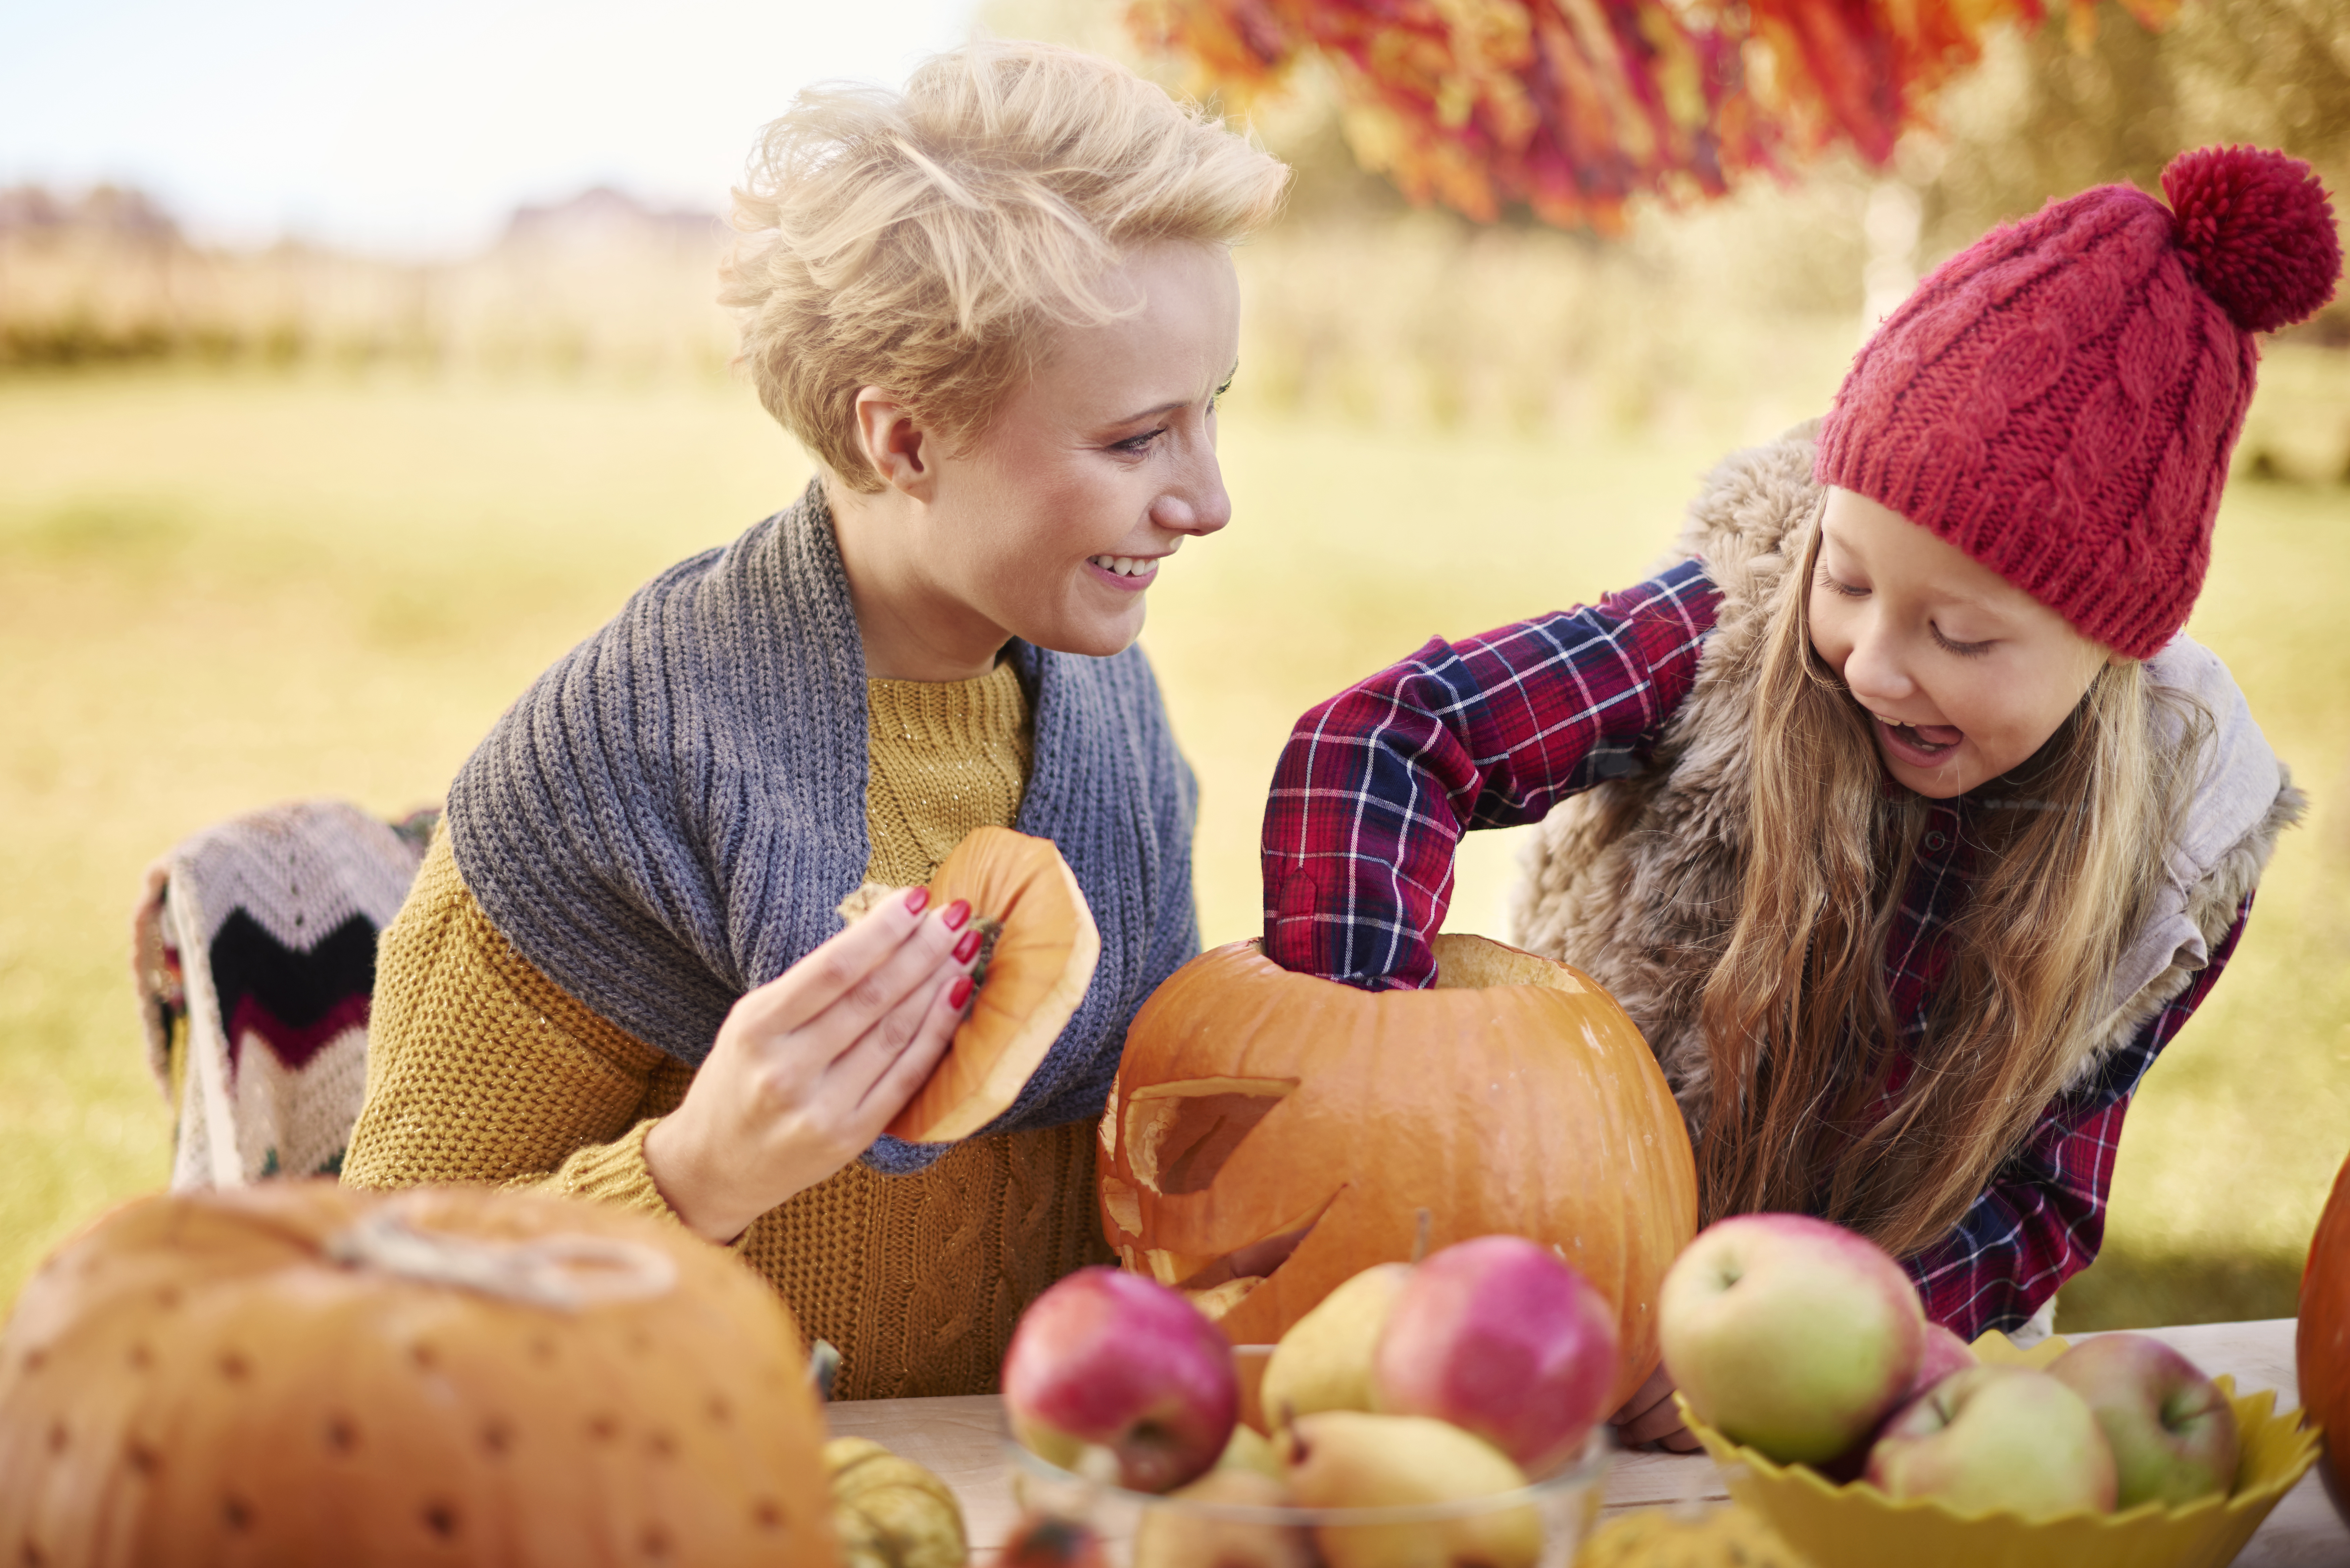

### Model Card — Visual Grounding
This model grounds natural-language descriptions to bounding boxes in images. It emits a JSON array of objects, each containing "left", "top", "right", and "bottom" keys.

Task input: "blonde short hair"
[{"left": 720, "top": 40, "right": 1289, "bottom": 490}]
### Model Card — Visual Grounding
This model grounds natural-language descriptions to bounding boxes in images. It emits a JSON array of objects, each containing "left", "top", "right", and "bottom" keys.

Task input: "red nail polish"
[
  {"left": 942, "top": 898, "right": 972, "bottom": 931},
  {"left": 954, "top": 928, "right": 982, "bottom": 964},
  {"left": 949, "top": 976, "right": 975, "bottom": 1009},
  {"left": 902, "top": 886, "right": 931, "bottom": 915}
]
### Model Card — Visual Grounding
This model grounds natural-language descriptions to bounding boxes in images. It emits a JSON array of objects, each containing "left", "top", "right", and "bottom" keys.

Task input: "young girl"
[
  {"left": 342, "top": 42, "right": 1287, "bottom": 1400},
  {"left": 1259, "top": 147, "right": 2338, "bottom": 1448}
]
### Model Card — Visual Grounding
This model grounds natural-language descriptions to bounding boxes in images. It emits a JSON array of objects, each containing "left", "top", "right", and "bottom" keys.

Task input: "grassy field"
[{"left": 3, "top": 367, "right": 2347, "bottom": 1328}]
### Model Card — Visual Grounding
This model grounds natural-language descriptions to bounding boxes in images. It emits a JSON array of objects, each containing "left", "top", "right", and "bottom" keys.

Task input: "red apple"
[
  {"left": 1002, "top": 1266, "right": 1239, "bottom": 1494},
  {"left": 1910, "top": 1323, "right": 1975, "bottom": 1398},
  {"left": 1369, "top": 1234, "right": 1618, "bottom": 1475},
  {"left": 1000, "top": 1513, "right": 1111, "bottom": 1567},
  {"left": 1658, "top": 1214, "right": 1925, "bottom": 1463},
  {"left": 1866, "top": 1365, "right": 2118, "bottom": 1520},
  {"left": 2045, "top": 1333, "right": 2240, "bottom": 1509}
]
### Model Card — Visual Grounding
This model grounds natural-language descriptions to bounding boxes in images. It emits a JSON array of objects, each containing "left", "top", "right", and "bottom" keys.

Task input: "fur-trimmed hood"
[{"left": 1510, "top": 424, "right": 2301, "bottom": 1127}]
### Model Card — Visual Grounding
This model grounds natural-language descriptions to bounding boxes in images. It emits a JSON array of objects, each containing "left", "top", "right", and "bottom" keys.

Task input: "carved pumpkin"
[
  {"left": 2299, "top": 1145, "right": 2350, "bottom": 1517},
  {"left": 0, "top": 1182, "right": 838, "bottom": 1567},
  {"left": 1098, "top": 933, "right": 1696, "bottom": 1409},
  {"left": 883, "top": 826, "right": 1100, "bottom": 1144}
]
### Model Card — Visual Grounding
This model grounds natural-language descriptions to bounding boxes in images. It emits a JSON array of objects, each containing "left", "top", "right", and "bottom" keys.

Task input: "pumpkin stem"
[
  {"left": 808, "top": 1338, "right": 841, "bottom": 1402},
  {"left": 1411, "top": 1207, "right": 1432, "bottom": 1265}
]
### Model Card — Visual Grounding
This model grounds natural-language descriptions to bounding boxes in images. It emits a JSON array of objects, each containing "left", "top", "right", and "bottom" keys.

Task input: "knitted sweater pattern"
[
  {"left": 349, "top": 661, "right": 1114, "bottom": 1398},
  {"left": 445, "top": 479, "right": 1201, "bottom": 1173}
]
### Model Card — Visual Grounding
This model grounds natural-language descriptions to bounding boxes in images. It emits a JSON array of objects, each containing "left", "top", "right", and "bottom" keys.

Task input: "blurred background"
[{"left": 4, "top": 0, "right": 2347, "bottom": 1328}]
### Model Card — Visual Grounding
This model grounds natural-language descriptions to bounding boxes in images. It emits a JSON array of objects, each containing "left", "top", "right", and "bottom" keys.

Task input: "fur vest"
[{"left": 1510, "top": 425, "right": 2301, "bottom": 1130}]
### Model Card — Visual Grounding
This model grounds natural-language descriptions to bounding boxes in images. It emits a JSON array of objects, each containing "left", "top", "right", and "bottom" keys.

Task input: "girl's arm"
[
  {"left": 1902, "top": 896, "right": 2254, "bottom": 1340},
  {"left": 1261, "top": 560, "right": 1720, "bottom": 990}
]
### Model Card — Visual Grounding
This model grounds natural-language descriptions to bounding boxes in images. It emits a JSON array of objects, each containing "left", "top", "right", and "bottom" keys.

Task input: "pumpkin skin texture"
[
  {"left": 886, "top": 826, "right": 1100, "bottom": 1144},
  {"left": 1098, "top": 934, "right": 1697, "bottom": 1410},
  {"left": 2299, "top": 1146, "right": 2350, "bottom": 1518},
  {"left": 0, "top": 1182, "right": 839, "bottom": 1568}
]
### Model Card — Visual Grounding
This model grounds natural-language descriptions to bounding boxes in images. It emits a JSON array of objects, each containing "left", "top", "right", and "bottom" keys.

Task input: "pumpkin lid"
[{"left": 886, "top": 826, "right": 1100, "bottom": 1143}]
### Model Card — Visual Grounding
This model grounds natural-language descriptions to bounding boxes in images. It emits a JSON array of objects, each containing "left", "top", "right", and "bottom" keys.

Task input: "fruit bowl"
[
  {"left": 1677, "top": 1332, "right": 2321, "bottom": 1568},
  {"left": 1004, "top": 1426, "right": 1613, "bottom": 1567}
]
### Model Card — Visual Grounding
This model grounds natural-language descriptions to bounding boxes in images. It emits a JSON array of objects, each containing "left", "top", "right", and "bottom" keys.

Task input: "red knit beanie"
[{"left": 1815, "top": 146, "right": 2341, "bottom": 659}]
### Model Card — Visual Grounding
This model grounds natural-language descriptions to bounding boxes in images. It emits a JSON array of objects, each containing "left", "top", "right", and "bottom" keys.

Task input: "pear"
[
  {"left": 1216, "top": 1421, "right": 1287, "bottom": 1481},
  {"left": 1260, "top": 1262, "right": 1413, "bottom": 1424},
  {"left": 1132, "top": 1469, "right": 1315, "bottom": 1568},
  {"left": 1280, "top": 1410, "right": 1541, "bottom": 1568}
]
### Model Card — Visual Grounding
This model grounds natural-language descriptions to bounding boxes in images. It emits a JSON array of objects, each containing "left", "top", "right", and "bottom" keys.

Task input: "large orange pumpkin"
[
  {"left": 884, "top": 826, "right": 1100, "bottom": 1144},
  {"left": 2299, "top": 1145, "right": 2350, "bottom": 1519},
  {"left": 1098, "top": 933, "right": 1696, "bottom": 1409},
  {"left": 0, "top": 1182, "right": 839, "bottom": 1567}
]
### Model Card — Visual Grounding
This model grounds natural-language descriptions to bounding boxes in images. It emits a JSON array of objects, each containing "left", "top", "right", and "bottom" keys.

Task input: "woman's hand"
[
  {"left": 643, "top": 886, "right": 980, "bottom": 1243},
  {"left": 1610, "top": 1362, "right": 1703, "bottom": 1453}
]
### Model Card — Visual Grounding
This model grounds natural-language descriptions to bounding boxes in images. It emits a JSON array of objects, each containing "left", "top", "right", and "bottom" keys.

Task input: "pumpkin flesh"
[
  {"left": 1099, "top": 934, "right": 1698, "bottom": 1410},
  {"left": 886, "top": 826, "right": 1100, "bottom": 1144}
]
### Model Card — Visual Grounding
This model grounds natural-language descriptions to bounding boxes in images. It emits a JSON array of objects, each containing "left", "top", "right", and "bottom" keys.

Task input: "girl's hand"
[
  {"left": 1610, "top": 1362, "right": 1703, "bottom": 1453},
  {"left": 643, "top": 887, "right": 980, "bottom": 1242}
]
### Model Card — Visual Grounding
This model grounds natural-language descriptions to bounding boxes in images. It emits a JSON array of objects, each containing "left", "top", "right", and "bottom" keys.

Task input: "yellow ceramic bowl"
[{"left": 1676, "top": 1332, "right": 2320, "bottom": 1568}]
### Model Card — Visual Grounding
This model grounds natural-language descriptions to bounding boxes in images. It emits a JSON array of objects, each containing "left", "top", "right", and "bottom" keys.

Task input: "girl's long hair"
[{"left": 1694, "top": 511, "right": 2197, "bottom": 1256}]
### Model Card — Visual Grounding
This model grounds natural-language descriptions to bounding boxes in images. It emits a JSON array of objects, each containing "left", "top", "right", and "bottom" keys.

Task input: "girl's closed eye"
[
  {"left": 1815, "top": 565, "right": 1868, "bottom": 598},
  {"left": 1930, "top": 623, "right": 1994, "bottom": 657}
]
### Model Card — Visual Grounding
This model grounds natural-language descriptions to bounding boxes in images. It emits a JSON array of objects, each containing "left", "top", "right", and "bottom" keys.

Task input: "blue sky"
[{"left": 1, "top": 0, "right": 979, "bottom": 254}]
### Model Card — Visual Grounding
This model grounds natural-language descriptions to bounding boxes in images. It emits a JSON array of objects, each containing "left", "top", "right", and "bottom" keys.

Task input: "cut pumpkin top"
[{"left": 346, "top": 661, "right": 1113, "bottom": 1400}]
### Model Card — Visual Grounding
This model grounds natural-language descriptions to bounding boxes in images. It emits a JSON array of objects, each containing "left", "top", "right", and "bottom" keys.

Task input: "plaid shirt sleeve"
[
  {"left": 1902, "top": 895, "right": 2256, "bottom": 1340},
  {"left": 1261, "top": 559, "right": 1721, "bottom": 990}
]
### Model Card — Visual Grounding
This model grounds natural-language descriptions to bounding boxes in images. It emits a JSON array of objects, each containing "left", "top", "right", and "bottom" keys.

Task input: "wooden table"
[{"left": 828, "top": 1318, "right": 2344, "bottom": 1565}]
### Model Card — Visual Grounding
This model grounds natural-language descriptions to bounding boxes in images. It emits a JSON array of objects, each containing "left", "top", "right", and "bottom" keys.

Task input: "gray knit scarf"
[{"left": 446, "top": 480, "right": 1201, "bottom": 1174}]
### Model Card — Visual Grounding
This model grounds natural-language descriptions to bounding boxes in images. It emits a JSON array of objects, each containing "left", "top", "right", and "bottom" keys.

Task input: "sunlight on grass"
[{"left": 4, "top": 368, "right": 2346, "bottom": 1324}]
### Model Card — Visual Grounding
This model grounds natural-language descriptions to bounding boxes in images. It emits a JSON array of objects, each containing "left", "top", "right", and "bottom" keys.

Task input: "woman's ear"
[{"left": 851, "top": 387, "right": 938, "bottom": 501}]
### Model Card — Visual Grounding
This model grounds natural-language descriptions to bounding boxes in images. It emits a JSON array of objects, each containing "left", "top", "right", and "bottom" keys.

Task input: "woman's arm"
[
  {"left": 1901, "top": 896, "right": 2255, "bottom": 1340},
  {"left": 348, "top": 831, "right": 979, "bottom": 1242},
  {"left": 1261, "top": 560, "right": 1720, "bottom": 990}
]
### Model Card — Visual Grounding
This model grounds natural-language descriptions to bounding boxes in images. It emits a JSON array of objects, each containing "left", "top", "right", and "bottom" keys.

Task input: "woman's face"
[
  {"left": 1808, "top": 488, "right": 2112, "bottom": 799},
  {"left": 906, "top": 240, "right": 1241, "bottom": 662}
]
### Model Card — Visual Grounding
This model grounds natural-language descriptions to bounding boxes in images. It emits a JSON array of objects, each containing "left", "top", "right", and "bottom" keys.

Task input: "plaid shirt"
[{"left": 1260, "top": 558, "right": 2251, "bottom": 1338}]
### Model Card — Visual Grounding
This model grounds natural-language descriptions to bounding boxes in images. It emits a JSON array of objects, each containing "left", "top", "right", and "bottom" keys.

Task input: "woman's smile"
[{"left": 1086, "top": 543, "right": 1176, "bottom": 590}]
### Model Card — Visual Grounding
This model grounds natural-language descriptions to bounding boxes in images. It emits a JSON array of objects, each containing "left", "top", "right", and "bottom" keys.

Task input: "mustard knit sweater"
[{"left": 345, "top": 663, "right": 1113, "bottom": 1400}]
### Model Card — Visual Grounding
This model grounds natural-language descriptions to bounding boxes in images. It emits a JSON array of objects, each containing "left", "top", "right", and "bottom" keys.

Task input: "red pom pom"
[{"left": 2162, "top": 145, "right": 2342, "bottom": 334}]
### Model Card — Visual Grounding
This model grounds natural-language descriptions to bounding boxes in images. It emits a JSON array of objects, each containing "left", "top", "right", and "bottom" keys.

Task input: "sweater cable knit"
[{"left": 349, "top": 660, "right": 1113, "bottom": 1399}]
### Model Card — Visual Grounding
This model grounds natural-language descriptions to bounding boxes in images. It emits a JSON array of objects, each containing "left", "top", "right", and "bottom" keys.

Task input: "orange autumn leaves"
[{"left": 1132, "top": 0, "right": 2178, "bottom": 230}]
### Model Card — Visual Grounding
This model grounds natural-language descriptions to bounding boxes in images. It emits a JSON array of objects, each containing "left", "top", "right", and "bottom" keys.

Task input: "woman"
[{"left": 344, "top": 40, "right": 1288, "bottom": 1400}]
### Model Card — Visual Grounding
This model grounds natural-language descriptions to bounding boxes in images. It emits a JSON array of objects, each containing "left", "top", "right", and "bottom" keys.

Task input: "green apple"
[
  {"left": 1865, "top": 1365, "right": 2118, "bottom": 1520},
  {"left": 1658, "top": 1214, "right": 1925, "bottom": 1463},
  {"left": 2045, "top": 1333, "right": 2239, "bottom": 1509}
]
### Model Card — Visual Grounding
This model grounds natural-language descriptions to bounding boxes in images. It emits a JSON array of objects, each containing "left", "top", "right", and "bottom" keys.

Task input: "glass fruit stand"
[{"left": 829, "top": 1320, "right": 2341, "bottom": 1566}]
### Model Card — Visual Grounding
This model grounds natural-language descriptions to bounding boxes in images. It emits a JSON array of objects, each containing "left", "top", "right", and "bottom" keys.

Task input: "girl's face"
[
  {"left": 1809, "top": 489, "right": 2111, "bottom": 799},
  {"left": 873, "top": 240, "right": 1240, "bottom": 669}
]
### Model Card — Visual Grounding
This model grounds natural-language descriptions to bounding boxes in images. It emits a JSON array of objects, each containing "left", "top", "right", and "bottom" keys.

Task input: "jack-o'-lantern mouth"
[
  {"left": 1109, "top": 1187, "right": 1343, "bottom": 1322},
  {"left": 1097, "top": 1073, "right": 1331, "bottom": 1321}
]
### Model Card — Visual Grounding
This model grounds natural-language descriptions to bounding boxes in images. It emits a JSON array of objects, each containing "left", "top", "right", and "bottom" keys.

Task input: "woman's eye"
[
  {"left": 1931, "top": 624, "right": 1994, "bottom": 657},
  {"left": 1814, "top": 567, "right": 1868, "bottom": 599},
  {"left": 1109, "top": 428, "right": 1163, "bottom": 455}
]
